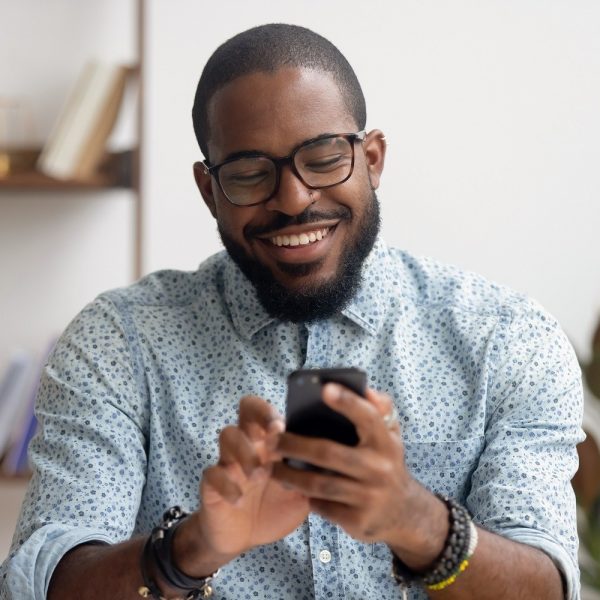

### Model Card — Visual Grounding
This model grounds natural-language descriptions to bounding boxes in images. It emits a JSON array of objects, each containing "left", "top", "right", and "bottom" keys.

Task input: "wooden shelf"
[{"left": 0, "top": 150, "right": 134, "bottom": 191}]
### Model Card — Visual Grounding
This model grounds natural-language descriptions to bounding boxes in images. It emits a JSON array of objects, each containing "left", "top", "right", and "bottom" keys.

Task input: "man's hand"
[
  {"left": 271, "top": 383, "right": 449, "bottom": 568},
  {"left": 178, "top": 395, "right": 310, "bottom": 574}
]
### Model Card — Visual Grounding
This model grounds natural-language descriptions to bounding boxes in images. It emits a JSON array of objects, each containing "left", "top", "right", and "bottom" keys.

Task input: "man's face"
[{"left": 194, "top": 68, "right": 386, "bottom": 321}]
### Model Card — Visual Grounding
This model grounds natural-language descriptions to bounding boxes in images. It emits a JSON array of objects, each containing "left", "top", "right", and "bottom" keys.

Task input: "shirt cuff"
[
  {"left": 497, "top": 526, "right": 580, "bottom": 600},
  {"left": 2, "top": 524, "right": 114, "bottom": 600}
]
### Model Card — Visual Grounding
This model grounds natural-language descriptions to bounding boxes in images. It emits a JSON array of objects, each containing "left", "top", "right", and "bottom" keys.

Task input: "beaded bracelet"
[
  {"left": 426, "top": 520, "right": 478, "bottom": 591},
  {"left": 391, "top": 494, "right": 478, "bottom": 594}
]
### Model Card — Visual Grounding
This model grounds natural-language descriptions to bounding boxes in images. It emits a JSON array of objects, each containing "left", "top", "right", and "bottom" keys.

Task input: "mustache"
[{"left": 245, "top": 206, "right": 352, "bottom": 238}]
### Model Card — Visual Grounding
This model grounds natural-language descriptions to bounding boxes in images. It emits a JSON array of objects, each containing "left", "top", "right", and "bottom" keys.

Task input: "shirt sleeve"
[
  {"left": 467, "top": 301, "right": 585, "bottom": 600},
  {"left": 0, "top": 294, "right": 148, "bottom": 600}
]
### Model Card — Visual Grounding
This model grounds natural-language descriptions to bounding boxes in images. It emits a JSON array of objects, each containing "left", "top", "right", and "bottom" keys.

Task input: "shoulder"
[
  {"left": 53, "top": 251, "right": 230, "bottom": 354},
  {"left": 387, "top": 247, "right": 547, "bottom": 324},
  {"left": 100, "top": 251, "right": 228, "bottom": 310}
]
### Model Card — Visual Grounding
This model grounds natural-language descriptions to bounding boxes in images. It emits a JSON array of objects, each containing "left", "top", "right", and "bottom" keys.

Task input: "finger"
[
  {"left": 271, "top": 462, "right": 366, "bottom": 506},
  {"left": 276, "top": 432, "right": 373, "bottom": 479},
  {"left": 321, "top": 383, "right": 387, "bottom": 444},
  {"left": 201, "top": 465, "right": 242, "bottom": 505},
  {"left": 238, "top": 395, "right": 285, "bottom": 440},
  {"left": 365, "top": 387, "right": 393, "bottom": 417},
  {"left": 309, "top": 498, "right": 356, "bottom": 527},
  {"left": 219, "top": 425, "right": 262, "bottom": 476},
  {"left": 308, "top": 499, "right": 379, "bottom": 541},
  {"left": 365, "top": 388, "right": 401, "bottom": 435}
]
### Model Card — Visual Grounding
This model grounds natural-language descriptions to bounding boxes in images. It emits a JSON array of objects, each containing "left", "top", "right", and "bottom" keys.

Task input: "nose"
[{"left": 265, "top": 163, "right": 314, "bottom": 216}]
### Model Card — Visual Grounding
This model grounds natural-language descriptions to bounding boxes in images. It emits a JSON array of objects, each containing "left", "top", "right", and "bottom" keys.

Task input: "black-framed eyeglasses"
[{"left": 202, "top": 130, "right": 367, "bottom": 207}]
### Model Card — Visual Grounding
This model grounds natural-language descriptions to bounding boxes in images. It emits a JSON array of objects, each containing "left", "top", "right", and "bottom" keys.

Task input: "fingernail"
[
  {"left": 268, "top": 419, "right": 285, "bottom": 434},
  {"left": 323, "top": 383, "right": 342, "bottom": 400}
]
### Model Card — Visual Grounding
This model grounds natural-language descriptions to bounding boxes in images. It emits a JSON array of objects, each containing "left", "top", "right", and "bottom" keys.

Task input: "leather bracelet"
[
  {"left": 138, "top": 506, "right": 219, "bottom": 600},
  {"left": 391, "top": 494, "right": 477, "bottom": 592},
  {"left": 138, "top": 535, "right": 166, "bottom": 600}
]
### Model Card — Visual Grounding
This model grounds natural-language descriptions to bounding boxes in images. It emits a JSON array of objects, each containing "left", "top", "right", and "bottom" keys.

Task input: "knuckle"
[
  {"left": 380, "top": 393, "right": 393, "bottom": 412},
  {"left": 318, "top": 441, "right": 340, "bottom": 464},
  {"left": 218, "top": 425, "right": 234, "bottom": 442},
  {"left": 362, "top": 407, "right": 380, "bottom": 430},
  {"left": 379, "top": 457, "right": 395, "bottom": 477},
  {"left": 359, "top": 485, "right": 380, "bottom": 509},
  {"left": 201, "top": 465, "right": 215, "bottom": 481},
  {"left": 315, "top": 477, "right": 339, "bottom": 497},
  {"left": 219, "top": 425, "right": 239, "bottom": 442}
]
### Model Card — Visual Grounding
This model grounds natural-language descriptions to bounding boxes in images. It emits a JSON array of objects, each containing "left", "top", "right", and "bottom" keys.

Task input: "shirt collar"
[
  {"left": 223, "top": 256, "right": 276, "bottom": 340},
  {"left": 339, "top": 236, "right": 393, "bottom": 335},
  {"left": 222, "top": 235, "right": 393, "bottom": 340}
]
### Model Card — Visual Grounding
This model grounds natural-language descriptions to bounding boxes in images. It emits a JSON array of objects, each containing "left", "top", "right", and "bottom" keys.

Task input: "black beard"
[{"left": 218, "top": 191, "right": 381, "bottom": 323}]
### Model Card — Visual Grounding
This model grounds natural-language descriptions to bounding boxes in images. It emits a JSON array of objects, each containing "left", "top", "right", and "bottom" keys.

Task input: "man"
[{"left": 0, "top": 24, "right": 583, "bottom": 600}]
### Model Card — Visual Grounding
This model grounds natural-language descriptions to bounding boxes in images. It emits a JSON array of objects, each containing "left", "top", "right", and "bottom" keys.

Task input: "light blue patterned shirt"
[{"left": 1, "top": 238, "right": 584, "bottom": 599}]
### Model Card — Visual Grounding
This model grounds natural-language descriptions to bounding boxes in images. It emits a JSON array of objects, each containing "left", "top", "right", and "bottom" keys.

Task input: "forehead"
[{"left": 206, "top": 67, "right": 357, "bottom": 162}]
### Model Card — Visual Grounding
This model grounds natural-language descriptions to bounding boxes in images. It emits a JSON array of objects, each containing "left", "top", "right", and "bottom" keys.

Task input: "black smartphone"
[{"left": 285, "top": 367, "right": 367, "bottom": 448}]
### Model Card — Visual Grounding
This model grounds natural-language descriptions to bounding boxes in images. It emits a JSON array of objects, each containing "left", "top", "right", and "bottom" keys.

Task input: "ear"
[
  {"left": 193, "top": 161, "right": 217, "bottom": 219},
  {"left": 362, "top": 129, "right": 387, "bottom": 190}
]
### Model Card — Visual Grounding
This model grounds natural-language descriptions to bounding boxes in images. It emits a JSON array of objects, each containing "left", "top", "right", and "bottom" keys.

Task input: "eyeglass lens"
[{"left": 218, "top": 135, "right": 355, "bottom": 206}]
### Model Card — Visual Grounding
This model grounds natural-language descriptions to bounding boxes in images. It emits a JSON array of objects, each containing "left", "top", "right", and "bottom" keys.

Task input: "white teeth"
[{"left": 270, "top": 227, "right": 330, "bottom": 247}]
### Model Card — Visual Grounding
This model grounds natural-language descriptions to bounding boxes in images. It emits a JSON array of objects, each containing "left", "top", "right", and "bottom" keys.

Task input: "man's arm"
[
  {"left": 47, "top": 526, "right": 228, "bottom": 600},
  {"left": 426, "top": 526, "right": 563, "bottom": 599},
  {"left": 0, "top": 296, "right": 149, "bottom": 599},
  {"left": 384, "top": 482, "right": 564, "bottom": 599},
  {"left": 272, "top": 382, "right": 573, "bottom": 599},
  {"left": 49, "top": 539, "right": 147, "bottom": 600},
  {"left": 48, "top": 395, "right": 308, "bottom": 599}
]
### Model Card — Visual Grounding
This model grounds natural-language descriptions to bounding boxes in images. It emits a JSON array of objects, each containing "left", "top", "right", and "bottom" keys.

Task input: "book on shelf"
[
  {"left": 2, "top": 402, "right": 37, "bottom": 476},
  {"left": 2, "top": 339, "right": 57, "bottom": 476},
  {"left": 0, "top": 351, "right": 34, "bottom": 461},
  {"left": 37, "top": 61, "right": 129, "bottom": 181}
]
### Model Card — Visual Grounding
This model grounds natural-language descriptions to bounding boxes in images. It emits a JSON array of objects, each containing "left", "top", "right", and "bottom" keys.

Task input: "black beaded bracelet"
[{"left": 391, "top": 494, "right": 477, "bottom": 592}]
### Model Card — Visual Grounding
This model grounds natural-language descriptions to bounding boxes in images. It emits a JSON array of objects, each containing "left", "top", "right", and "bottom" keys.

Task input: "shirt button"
[{"left": 318, "top": 549, "right": 332, "bottom": 564}]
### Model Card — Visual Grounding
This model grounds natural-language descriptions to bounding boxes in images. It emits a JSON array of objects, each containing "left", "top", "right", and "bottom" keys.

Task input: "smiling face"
[{"left": 194, "top": 67, "right": 386, "bottom": 321}]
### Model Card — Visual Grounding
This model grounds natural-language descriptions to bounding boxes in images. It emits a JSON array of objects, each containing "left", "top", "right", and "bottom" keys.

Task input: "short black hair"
[{"left": 192, "top": 23, "right": 367, "bottom": 160}]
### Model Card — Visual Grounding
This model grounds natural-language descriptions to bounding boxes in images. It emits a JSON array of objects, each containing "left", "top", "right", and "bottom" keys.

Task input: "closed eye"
[
  {"left": 222, "top": 170, "right": 270, "bottom": 187},
  {"left": 303, "top": 154, "right": 350, "bottom": 172}
]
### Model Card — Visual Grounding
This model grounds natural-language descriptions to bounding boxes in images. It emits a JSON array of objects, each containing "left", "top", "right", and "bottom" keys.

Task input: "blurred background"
[{"left": 1, "top": 0, "right": 599, "bottom": 591}]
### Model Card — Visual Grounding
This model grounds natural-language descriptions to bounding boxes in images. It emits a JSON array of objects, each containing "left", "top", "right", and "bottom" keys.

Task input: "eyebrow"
[{"left": 219, "top": 132, "right": 339, "bottom": 164}]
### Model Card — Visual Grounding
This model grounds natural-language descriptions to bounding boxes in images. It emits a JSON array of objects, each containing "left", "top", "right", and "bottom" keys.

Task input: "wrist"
[
  {"left": 390, "top": 494, "right": 478, "bottom": 593},
  {"left": 386, "top": 483, "right": 449, "bottom": 571},
  {"left": 171, "top": 511, "right": 234, "bottom": 579}
]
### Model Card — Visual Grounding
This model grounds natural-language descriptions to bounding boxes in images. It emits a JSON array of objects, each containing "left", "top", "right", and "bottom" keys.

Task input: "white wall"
[{"left": 145, "top": 0, "right": 600, "bottom": 360}]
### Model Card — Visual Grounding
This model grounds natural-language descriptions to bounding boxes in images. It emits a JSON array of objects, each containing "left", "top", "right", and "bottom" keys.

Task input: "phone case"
[{"left": 285, "top": 367, "right": 367, "bottom": 448}]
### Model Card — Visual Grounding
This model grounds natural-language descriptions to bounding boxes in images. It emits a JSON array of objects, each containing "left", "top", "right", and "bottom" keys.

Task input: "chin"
[{"left": 219, "top": 190, "right": 381, "bottom": 322}]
